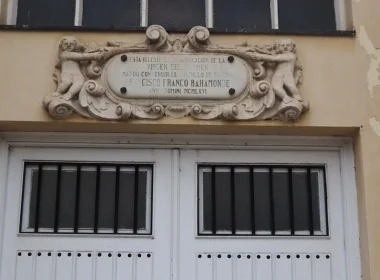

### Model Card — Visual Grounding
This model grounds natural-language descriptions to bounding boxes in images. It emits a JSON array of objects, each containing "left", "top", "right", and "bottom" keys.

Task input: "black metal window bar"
[
  {"left": 198, "top": 165, "right": 329, "bottom": 236},
  {"left": 20, "top": 162, "right": 153, "bottom": 235}
]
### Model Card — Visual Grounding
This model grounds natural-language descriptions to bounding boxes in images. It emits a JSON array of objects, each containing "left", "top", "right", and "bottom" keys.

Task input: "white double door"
[{"left": 0, "top": 147, "right": 347, "bottom": 280}]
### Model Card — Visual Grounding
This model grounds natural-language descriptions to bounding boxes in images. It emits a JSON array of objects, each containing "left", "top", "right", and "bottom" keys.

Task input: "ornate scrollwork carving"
[
  {"left": 43, "top": 25, "right": 309, "bottom": 122},
  {"left": 46, "top": 99, "right": 74, "bottom": 119},
  {"left": 115, "top": 103, "right": 132, "bottom": 120},
  {"left": 146, "top": 25, "right": 171, "bottom": 52},
  {"left": 186, "top": 26, "right": 211, "bottom": 51},
  {"left": 250, "top": 81, "right": 271, "bottom": 98},
  {"left": 165, "top": 105, "right": 190, "bottom": 119},
  {"left": 86, "top": 62, "right": 102, "bottom": 79},
  {"left": 134, "top": 103, "right": 165, "bottom": 119}
]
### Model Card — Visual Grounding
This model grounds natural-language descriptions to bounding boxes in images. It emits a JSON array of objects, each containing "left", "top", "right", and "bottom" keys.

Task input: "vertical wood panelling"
[
  {"left": 294, "top": 254, "right": 312, "bottom": 280},
  {"left": 216, "top": 253, "right": 233, "bottom": 280},
  {"left": 95, "top": 252, "right": 113, "bottom": 280},
  {"left": 135, "top": 253, "right": 153, "bottom": 280},
  {"left": 196, "top": 253, "right": 213, "bottom": 280},
  {"left": 274, "top": 254, "right": 292, "bottom": 280},
  {"left": 75, "top": 252, "right": 93, "bottom": 280},
  {"left": 55, "top": 252, "right": 74, "bottom": 280},
  {"left": 35, "top": 252, "right": 53, "bottom": 280},
  {"left": 13, "top": 250, "right": 162, "bottom": 279},
  {"left": 13, "top": 249, "right": 334, "bottom": 280},
  {"left": 192, "top": 251, "right": 334, "bottom": 280},
  {"left": 235, "top": 254, "right": 253, "bottom": 280},
  {"left": 115, "top": 252, "right": 133, "bottom": 280},
  {"left": 15, "top": 251, "right": 34, "bottom": 280},
  {"left": 314, "top": 254, "right": 332, "bottom": 280},
  {"left": 256, "top": 254, "right": 272, "bottom": 280}
]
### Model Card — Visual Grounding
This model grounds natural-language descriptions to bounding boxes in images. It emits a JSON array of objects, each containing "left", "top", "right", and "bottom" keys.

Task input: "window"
[
  {"left": 277, "top": 0, "right": 337, "bottom": 31},
  {"left": 198, "top": 165, "right": 328, "bottom": 236},
  {"left": 16, "top": 0, "right": 76, "bottom": 27},
  {"left": 4, "top": 0, "right": 350, "bottom": 32},
  {"left": 20, "top": 162, "right": 153, "bottom": 235}
]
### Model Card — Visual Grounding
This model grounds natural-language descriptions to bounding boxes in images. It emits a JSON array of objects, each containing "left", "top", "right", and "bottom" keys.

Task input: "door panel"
[
  {"left": 178, "top": 149, "right": 346, "bottom": 280},
  {"left": 0, "top": 147, "right": 172, "bottom": 280}
]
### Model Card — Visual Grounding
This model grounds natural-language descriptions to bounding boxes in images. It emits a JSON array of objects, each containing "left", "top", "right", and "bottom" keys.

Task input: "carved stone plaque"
[
  {"left": 105, "top": 54, "right": 248, "bottom": 100},
  {"left": 43, "top": 25, "right": 309, "bottom": 121}
]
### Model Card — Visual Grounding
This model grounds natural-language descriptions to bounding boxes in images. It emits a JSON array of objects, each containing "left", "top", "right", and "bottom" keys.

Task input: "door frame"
[{"left": 0, "top": 133, "right": 361, "bottom": 280}]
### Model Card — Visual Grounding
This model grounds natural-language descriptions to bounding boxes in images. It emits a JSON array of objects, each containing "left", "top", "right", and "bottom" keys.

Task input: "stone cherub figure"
[
  {"left": 54, "top": 37, "right": 104, "bottom": 100},
  {"left": 250, "top": 39, "right": 303, "bottom": 104}
]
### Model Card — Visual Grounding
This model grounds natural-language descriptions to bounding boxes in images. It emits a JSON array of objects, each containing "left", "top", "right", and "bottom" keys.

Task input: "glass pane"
[
  {"left": 21, "top": 164, "right": 58, "bottom": 232},
  {"left": 137, "top": 168, "right": 152, "bottom": 234},
  {"left": 17, "top": 0, "right": 76, "bottom": 26},
  {"left": 77, "top": 166, "right": 97, "bottom": 233},
  {"left": 57, "top": 165, "right": 77, "bottom": 232},
  {"left": 198, "top": 167, "right": 213, "bottom": 234},
  {"left": 21, "top": 165, "right": 39, "bottom": 232},
  {"left": 197, "top": 165, "right": 328, "bottom": 237},
  {"left": 253, "top": 168, "right": 271, "bottom": 235},
  {"left": 273, "top": 168, "right": 291, "bottom": 235},
  {"left": 82, "top": 0, "right": 140, "bottom": 27},
  {"left": 21, "top": 163, "right": 153, "bottom": 235},
  {"left": 214, "top": 0, "right": 271, "bottom": 30},
  {"left": 234, "top": 168, "right": 252, "bottom": 234},
  {"left": 278, "top": 0, "right": 336, "bottom": 31},
  {"left": 118, "top": 167, "right": 135, "bottom": 233},
  {"left": 117, "top": 166, "right": 153, "bottom": 234},
  {"left": 38, "top": 165, "right": 58, "bottom": 232},
  {"left": 311, "top": 168, "right": 327, "bottom": 235},
  {"left": 215, "top": 167, "right": 232, "bottom": 234},
  {"left": 98, "top": 166, "right": 117, "bottom": 233},
  {"left": 292, "top": 168, "right": 311, "bottom": 235},
  {"left": 148, "top": 0, "right": 205, "bottom": 29}
]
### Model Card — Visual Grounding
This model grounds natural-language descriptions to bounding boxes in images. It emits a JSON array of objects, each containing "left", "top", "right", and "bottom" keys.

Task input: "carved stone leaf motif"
[
  {"left": 79, "top": 80, "right": 108, "bottom": 113},
  {"left": 43, "top": 25, "right": 309, "bottom": 122}
]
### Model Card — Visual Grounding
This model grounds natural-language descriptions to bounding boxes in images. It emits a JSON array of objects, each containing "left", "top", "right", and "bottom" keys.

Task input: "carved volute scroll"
[{"left": 43, "top": 25, "right": 309, "bottom": 121}]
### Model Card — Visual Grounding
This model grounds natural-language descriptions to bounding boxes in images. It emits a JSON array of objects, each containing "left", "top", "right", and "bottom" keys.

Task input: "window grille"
[
  {"left": 20, "top": 162, "right": 153, "bottom": 235},
  {"left": 198, "top": 165, "right": 328, "bottom": 236}
]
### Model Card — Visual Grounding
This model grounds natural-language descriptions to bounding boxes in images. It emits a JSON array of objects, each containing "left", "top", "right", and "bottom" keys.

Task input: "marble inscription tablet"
[{"left": 105, "top": 54, "right": 249, "bottom": 100}]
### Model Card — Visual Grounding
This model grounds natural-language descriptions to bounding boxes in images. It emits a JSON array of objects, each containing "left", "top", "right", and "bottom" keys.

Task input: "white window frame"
[
  {"left": 19, "top": 163, "right": 153, "bottom": 234},
  {"left": 198, "top": 166, "right": 328, "bottom": 236},
  {"left": 0, "top": 133, "right": 361, "bottom": 280},
  {"left": 0, "top": 0, "right": 352, "bottom": 30}
]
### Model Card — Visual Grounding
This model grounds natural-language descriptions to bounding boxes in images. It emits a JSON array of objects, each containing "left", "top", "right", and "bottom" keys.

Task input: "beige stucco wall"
[{"left": 0, "top": 0, "right": 380, "bottom": 279}]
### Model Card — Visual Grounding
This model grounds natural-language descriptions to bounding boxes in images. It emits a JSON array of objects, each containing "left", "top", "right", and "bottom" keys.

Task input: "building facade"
[{"left": 0, "top": 0, "right": 378, "bottom": 279}]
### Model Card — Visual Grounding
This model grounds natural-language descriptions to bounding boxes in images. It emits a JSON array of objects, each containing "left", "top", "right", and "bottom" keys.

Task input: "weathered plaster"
[
  {"left": 358, "top": 26, "right": 380, "bottom": 99},
  {"left": 369, "top": 117, "right": 380, "bottom": 136}
]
